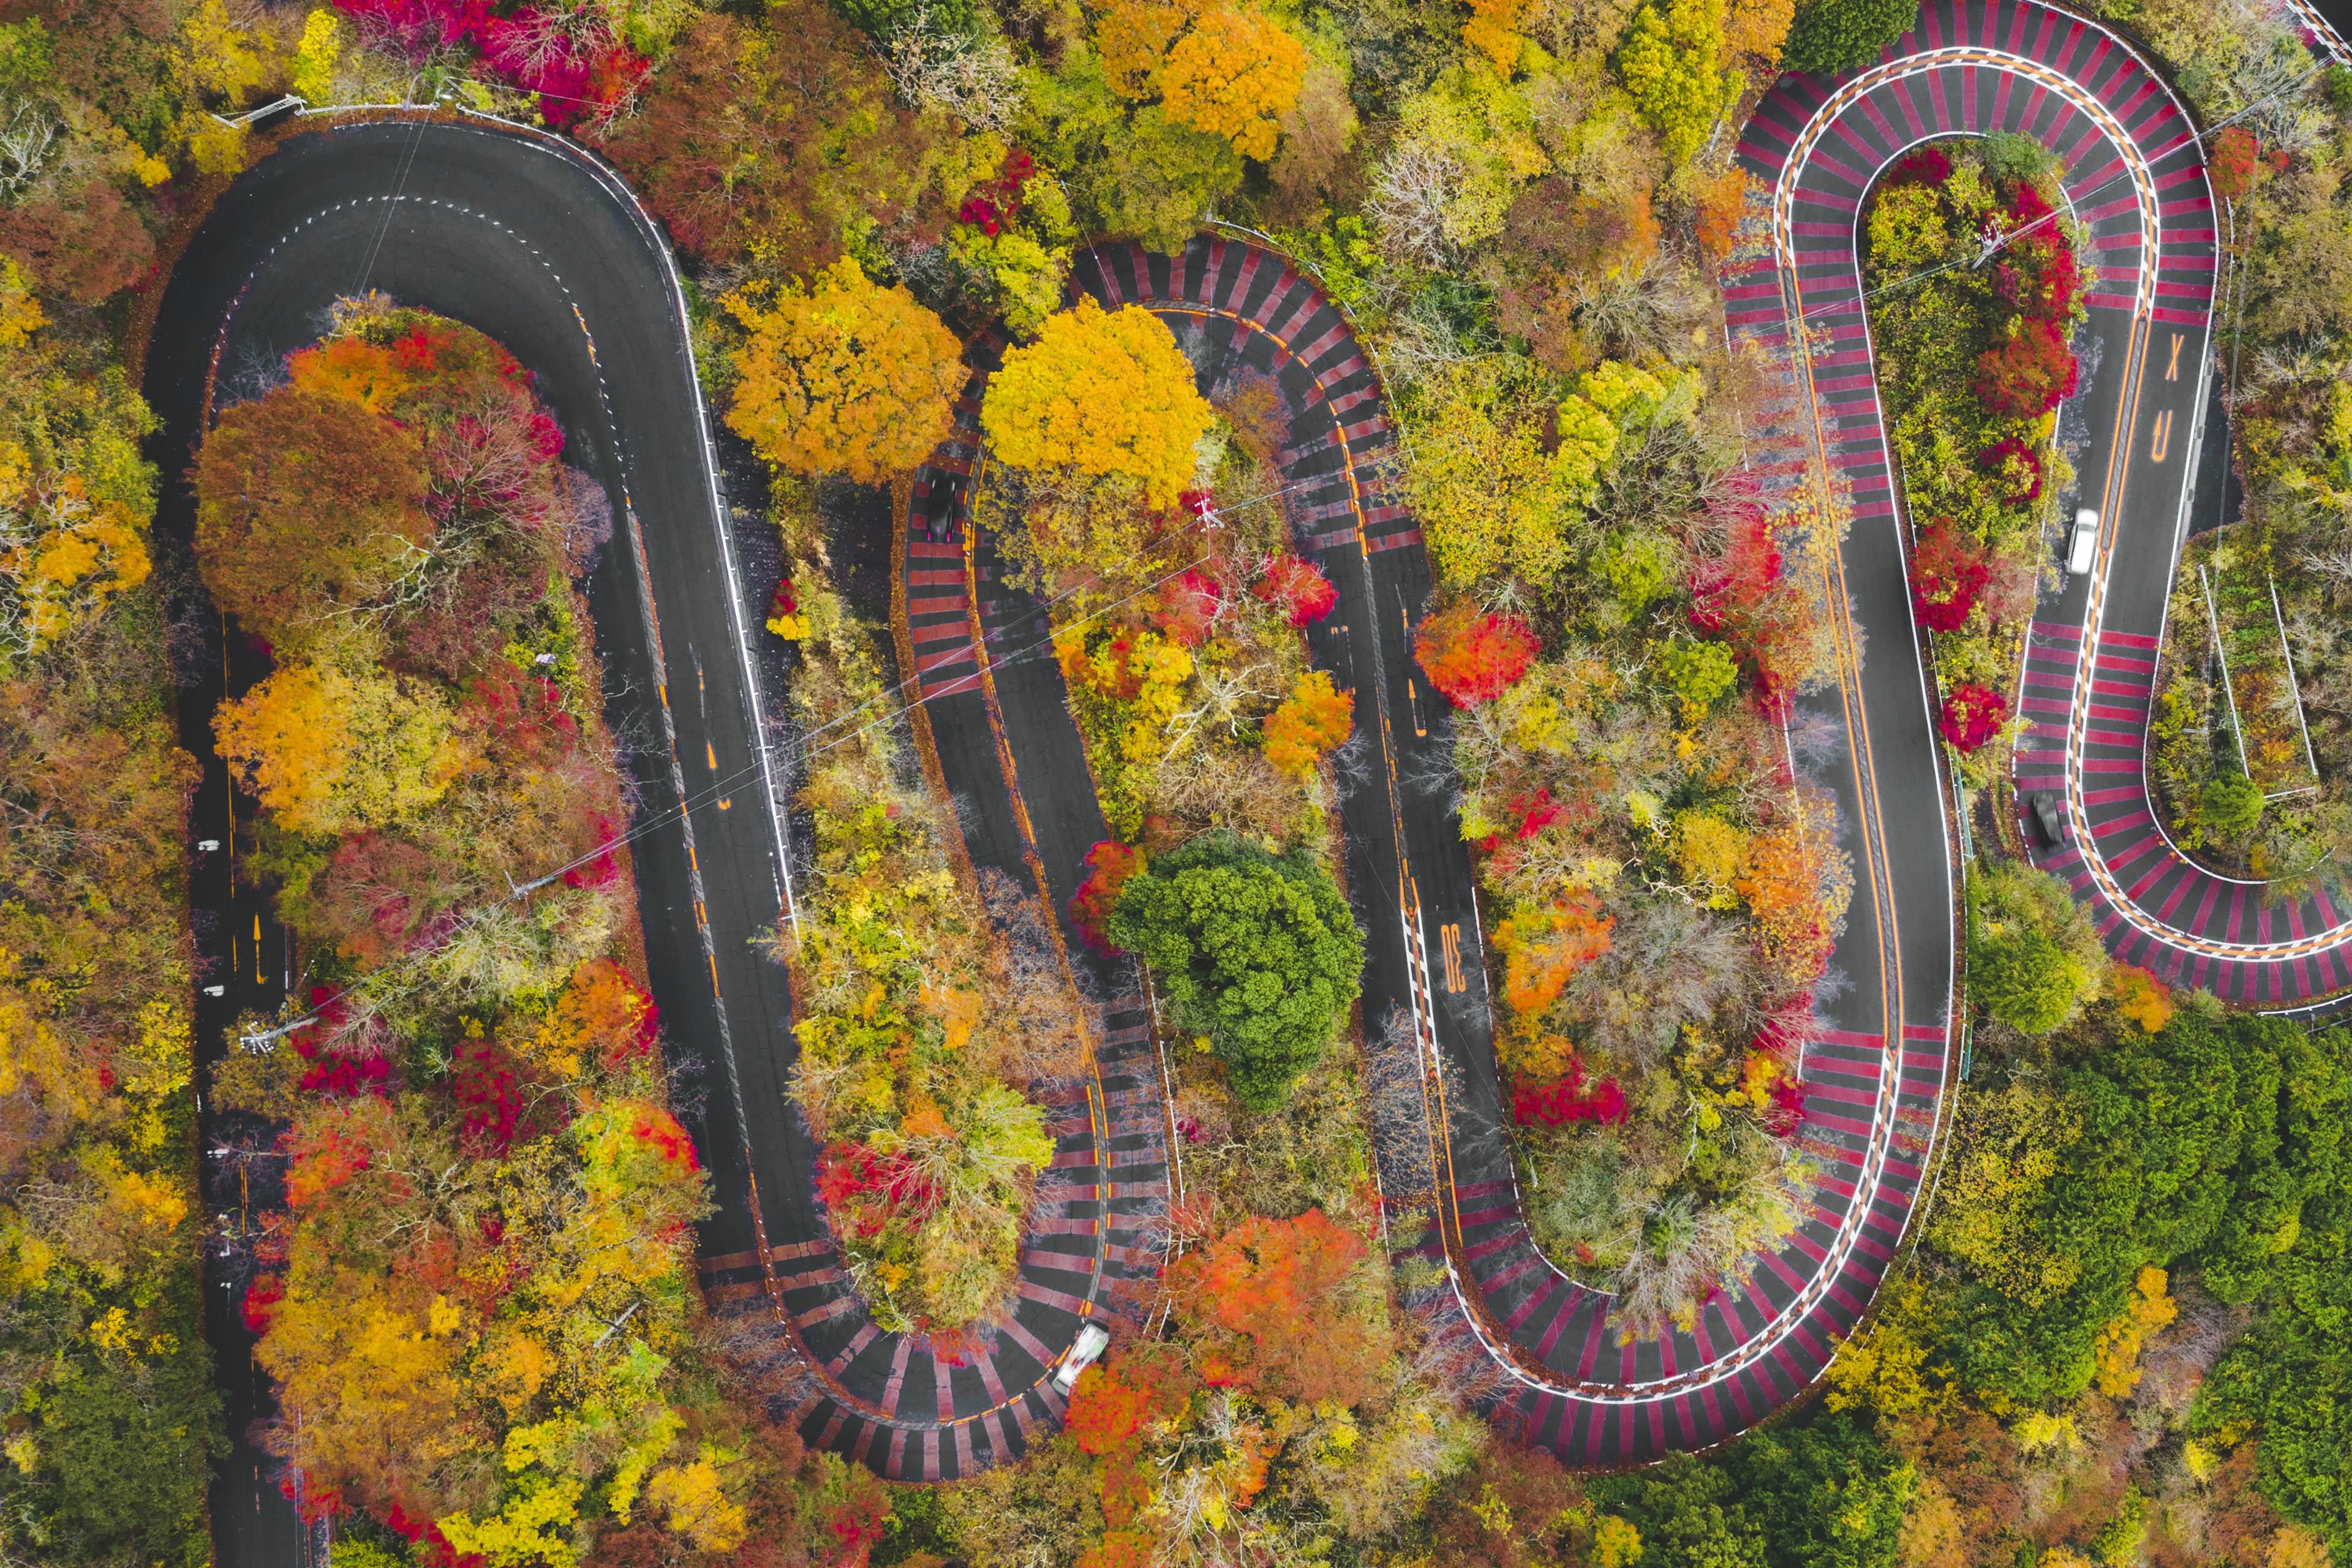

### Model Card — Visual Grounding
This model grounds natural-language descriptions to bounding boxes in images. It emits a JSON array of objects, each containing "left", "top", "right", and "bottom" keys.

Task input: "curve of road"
[
  {"left": 1147, "top": 0, "right": 2236, "bottom": 1466},
  {"left": 145, "top": 115, "right": 1169, "bottom": 1566}
]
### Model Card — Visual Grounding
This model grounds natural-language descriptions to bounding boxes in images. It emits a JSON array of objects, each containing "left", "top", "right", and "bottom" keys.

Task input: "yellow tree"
[
  {"left": 213, "top": 657, "right": 462, "bottom": 837},
  {"left": 1613, "top": 0, "right": 1746, "bottom": 165},
  {"left": 0, "top": 467, "right": 151, "bottom": 663},
  {"left": 255, "top": 1265, "right": 483, "bottom": 1514},
  {"left": 981, "top": 296, "right": 1213, "bottom": 507},
  {"left": 1407, "top": 361, "right": 1588, "bottom": 587},
  {"left": 1096, "top": 0, "right": 1305, "bottom": 160},
  {"left": 1461, "top": 0, "right": 1531, "bottom": 69},
  {"left": 724, "top": 260, "right": 964, "bottom": 484},
  {"left": 290, "top": 9, "right": 343, "bottom": 102}
]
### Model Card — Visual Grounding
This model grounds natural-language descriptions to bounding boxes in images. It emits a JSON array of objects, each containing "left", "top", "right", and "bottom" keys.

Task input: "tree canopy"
[
  {"left": 725, "top": 258, "right": 965, "bottom": 484},
  {"left": 190, "top": 385, "right": 431, "bottom": 650},
  {"left": 1107, "top": 832, "right": 1364, "bottom": 1110},
  {"left": 1781, "top": 0, "right": 1917, "bottom": 74},
  {"left": 981, "top": 295, "right": 1215, "bottom": 507}
]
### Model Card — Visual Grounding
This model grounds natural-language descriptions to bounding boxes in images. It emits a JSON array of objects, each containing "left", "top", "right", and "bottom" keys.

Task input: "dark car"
[{"left": 2026, "top": 791, "right": 2067, "bottom": 848}]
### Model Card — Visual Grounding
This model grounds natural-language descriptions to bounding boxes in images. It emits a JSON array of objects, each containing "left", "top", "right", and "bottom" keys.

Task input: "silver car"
[
  {"left": 2068, "top": 507, "right": 2100, "bottom": 575},
  {"left": 1052, "top": 1322, "right": 1111, "bottom": 1394}
]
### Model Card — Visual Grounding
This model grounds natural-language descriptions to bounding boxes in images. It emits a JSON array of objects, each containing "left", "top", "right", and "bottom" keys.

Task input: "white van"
[{"left": 2068, "top": 507, "right": 2100, "bottom": 575}]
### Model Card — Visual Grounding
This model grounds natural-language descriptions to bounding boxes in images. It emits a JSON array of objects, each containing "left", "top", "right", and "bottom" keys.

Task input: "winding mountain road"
[
  {"left": 146, "top": 6, "right": 2309, "bottom": 1547},
  {"left": 1053, "top": 0, "right": 2262, "bottom": 1467},
  {"left": 146, "top": 116, "right": 1164, "bottom": 1566}
]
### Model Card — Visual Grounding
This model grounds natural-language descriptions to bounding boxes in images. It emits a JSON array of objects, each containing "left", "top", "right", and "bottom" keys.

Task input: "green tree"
[
  {"left": 1716, "top": 1412, "right": 1913, "bottom": 1568},
  {"left": 1023, "top": 54, "right": 1245, "bottom": 255},
  {"left": 2198, "top": 769, "right": 2265, "bottom": 842},
  {"left": 1657, "top": 638, "right": 1738, "bottom": 718},
  {"left": 1107, "top": 832, "right": 1364, "bottom": 1110},
  {"left": 1613, "top": 0, "right": 1745, "bottom": 165},
  {"left": 1594, "top": 1452, "right": 1769, "bottom": 1568},
  {"left": 2195, "top": 1018, "right": 2350, "bottom": 1304},
  {"left": 1781, "top": 0, "right": 1917, "bottom": 75},
  {"left": 40, "top": 1345, "right": 224, "bottom": 1566},
  {"left": 1967, "top": 862, "right": 2103, "bottom": 1034},
  {"left": 1945, "top": 1009, "right": 2258, "bottom": 1405},
  {"left": 1972, "top": 925, "right": 2084, "bottom": 1034}
]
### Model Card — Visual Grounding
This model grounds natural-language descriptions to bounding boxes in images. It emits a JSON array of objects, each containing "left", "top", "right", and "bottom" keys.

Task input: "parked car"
[
  {"left": 1052, "top": 1322, "right": 1110, "bottom": 1394},
  {"left": 2068, "top": 507, "right": 2100, "bottom": 575},
  {"left": 2027, "top": 790, "right": 2067, "bottom": 848}
]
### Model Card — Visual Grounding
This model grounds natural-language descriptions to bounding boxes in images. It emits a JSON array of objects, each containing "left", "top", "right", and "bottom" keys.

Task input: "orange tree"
[
  {"left": 240, "top": 960, "right": 858, "bottom": 1561},
  {"left": 1096, "top": 0, "right": 1307, "bottom": 160},
  {"left": 1260, "top": 669, "right": 1354, "bottom": 776},
  {"left": 190, "top": 385, "right": 431, "bottom": 651},
  {"left": 725, "top": 259, "right": 965, "bottom": 484}
]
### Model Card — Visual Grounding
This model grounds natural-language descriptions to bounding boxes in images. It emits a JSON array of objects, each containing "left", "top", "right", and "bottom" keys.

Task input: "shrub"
[
  {"left": 1511, "top": 1061, "right": 1630, "bottom": 1126},
  {"left": 1909, "top": 521, "right": 1990, "bottom": 633},
  {"left": 1107, "top": 831, "right": 1363, "bottom": 1110},
  {"left": 1939, "top": 681, "right": 2008, "bottom": 752},
  {"left": 1882, "top": 144, "right": 1950, "bottom": 187},
  {"left": 1978, "top": 436, "right": 2045, "bottom": 503}
]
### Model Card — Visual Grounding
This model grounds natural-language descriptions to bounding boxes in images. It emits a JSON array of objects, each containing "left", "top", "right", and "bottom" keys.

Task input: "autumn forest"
[{"left": 4, "top": 0, "right": 2352, "bottom": 1566}]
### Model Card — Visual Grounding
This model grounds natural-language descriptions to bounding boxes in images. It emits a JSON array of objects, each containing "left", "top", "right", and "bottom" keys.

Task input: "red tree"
[
  {"left": 1165, "top": 1209, "right": 1380, "bottom": 1403},
  {"left": 1974, "top": 317, "right": 2079, "bottom": 417},
  {"left": 1510, "top": 1056, "right": 1629, "bottom": 1128},
  {"left": 1908, "top": 520, "right": 1991, "bottom": 632},
  {"left": 1939, "top": 681, "right": 2008, "bottom": 752},
  {"left": 2208, "top": 125, "right": 2261, "bottom": 202},
  {"left": 1253, "top": 554, "right": 1337, "bottom": 627},
  {"left": 1152, "top": 568, "right": 1224, "bottom": 647},
  {"left": 1884, "top": 144, "right": 1952, "bottom": 187},
  {"left": 1069, "top": 839, "right": 1145, "bottom": 954},
  {"left": 1415, "top": 602, "right": 1539, "bottom": 706}
]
